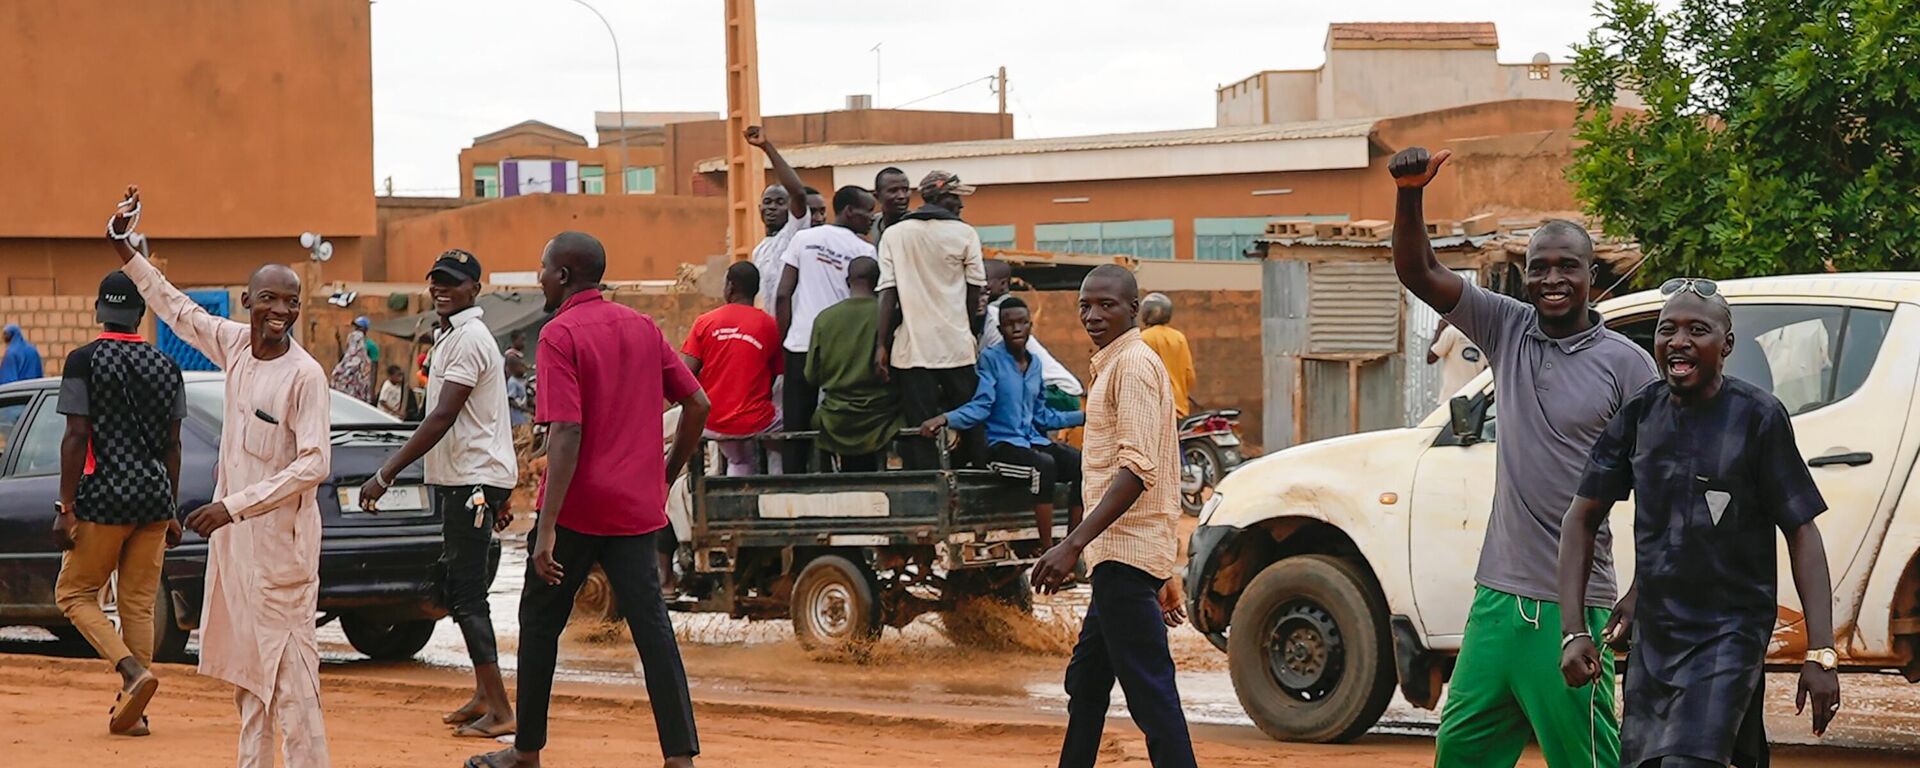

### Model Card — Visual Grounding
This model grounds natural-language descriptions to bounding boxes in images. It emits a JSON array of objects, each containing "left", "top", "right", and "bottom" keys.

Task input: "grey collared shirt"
[{"left": 1446, "top": 282, "right": 1658, "bottom": 606}]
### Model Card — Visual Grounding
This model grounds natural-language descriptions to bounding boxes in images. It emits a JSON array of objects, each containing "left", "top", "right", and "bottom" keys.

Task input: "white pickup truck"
[{"left": 1185, "top": 273, "right": 1920, "bottom": 743}]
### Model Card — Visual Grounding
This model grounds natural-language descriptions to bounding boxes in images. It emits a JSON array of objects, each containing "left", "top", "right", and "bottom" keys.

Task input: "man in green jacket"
[{"left": 806, "top": 256, "right": 900, "bottom": 471}]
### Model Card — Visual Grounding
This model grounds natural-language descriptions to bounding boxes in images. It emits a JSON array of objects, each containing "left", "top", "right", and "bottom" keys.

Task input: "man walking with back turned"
[{"left": 52, "top": 268, "right": 186, "bottom": 737}]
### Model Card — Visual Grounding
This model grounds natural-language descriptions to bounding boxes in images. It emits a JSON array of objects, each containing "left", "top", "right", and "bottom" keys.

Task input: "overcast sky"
[{"left": 370, "top": 0, "right": 1616, "bottom": 196}]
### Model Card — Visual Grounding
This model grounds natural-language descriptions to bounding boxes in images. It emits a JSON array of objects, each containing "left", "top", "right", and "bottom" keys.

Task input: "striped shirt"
[{"left": 1081, "top": 327, "right": 1181, "bottom": 579}]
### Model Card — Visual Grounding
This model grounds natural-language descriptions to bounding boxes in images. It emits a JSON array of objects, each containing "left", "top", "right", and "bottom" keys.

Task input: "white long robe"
[{"left": 125, "top": 255, "right": 330, "bottom": 703}]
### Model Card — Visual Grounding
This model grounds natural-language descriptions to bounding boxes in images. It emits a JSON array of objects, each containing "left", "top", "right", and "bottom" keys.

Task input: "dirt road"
[{"left": 2, "top": 654, "right": 1909, "bottom": 768}]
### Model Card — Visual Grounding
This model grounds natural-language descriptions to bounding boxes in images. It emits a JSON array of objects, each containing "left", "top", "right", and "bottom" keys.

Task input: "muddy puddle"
[{"left": 8, "top": 533, "right": 1919, "bottom": 754}]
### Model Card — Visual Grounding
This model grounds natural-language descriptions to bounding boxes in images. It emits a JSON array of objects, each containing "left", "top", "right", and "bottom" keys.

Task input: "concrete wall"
[
  {"left": 660, "top": 109, "right": 1014, "bottom": 196},
  {"left": 0, "top": 0, "right": 374, "bottom": 239},
  {"left": 0, "top": 295, "right": 154, "bottom": 376},
  {"left": 382, "top": 194, "right": 726, "bottom": 283},
  {"left": 0, "top": 237, "right": 366, "bottom": 297},
  {"left": 1216, "top": 48, "right": 1639, "bottom": 127}
]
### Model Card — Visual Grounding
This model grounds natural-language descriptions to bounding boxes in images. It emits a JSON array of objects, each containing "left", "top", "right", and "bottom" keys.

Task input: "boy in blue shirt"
[{"left": 919, "top": 297, "right": 1084, "bottom": 548}]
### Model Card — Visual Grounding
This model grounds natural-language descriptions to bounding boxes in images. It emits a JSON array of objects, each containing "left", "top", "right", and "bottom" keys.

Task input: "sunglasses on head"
[{"left": 1660, "top": 277, "right": 1720, "bottom": 298}]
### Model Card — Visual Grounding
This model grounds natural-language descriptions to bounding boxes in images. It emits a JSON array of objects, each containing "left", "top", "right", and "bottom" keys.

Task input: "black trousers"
[
  {"left": 987, "top": 442, "right": 1082, "bottom": 503},
  {"left": 432, "top": 484, "right": 509, "bottom": 666},
  {"left": 895, "top": 365, "right": 984, "bottom": 470},
  {"left": 1060, "top": 562, "right": 1195, "bottom": 768},
  {"left": 781, "top": 349, "right": 819, "bottom": 473},
  {"left": 515, "top": 525, "right": 699, "bottom": 757}
]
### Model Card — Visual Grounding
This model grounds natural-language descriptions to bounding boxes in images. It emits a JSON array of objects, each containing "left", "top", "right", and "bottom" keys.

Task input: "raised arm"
[
  {"left": 745, "top": 126, "right": 808, "bottom": 220},
  {"left": 109, "top": 187, "right": 242, "bottom": 366},
  {"left": 1388, "top": 148, "right": 1466, "bottom": 313}
]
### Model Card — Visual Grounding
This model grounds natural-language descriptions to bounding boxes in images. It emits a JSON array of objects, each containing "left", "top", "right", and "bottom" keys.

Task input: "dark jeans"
[
  {"left": 781, "top": 349, "right": 819, "bottom": 473},
  {"left": 1060, "top": 562, "right": 1195, "bottom": 768},
  {"left": 987, "top": 441, "right": 1082, "bottom": 501},
  {"left": 895, "top": 365, "right": 984, "bottom": 470},
  {"left": 432, "top": 484, "right": 509, "bottom": 666},
  {"left": 515, "top": 525, "right": 698, "bottom": 757}
]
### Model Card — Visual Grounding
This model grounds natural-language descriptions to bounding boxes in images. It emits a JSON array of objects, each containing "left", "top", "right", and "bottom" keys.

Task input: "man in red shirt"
[
  {"left": 682, "top": 261, "right": 783, "bottom": 476},
  {"left": 467, "top": 231, "right": 709, "bottom": 768}
]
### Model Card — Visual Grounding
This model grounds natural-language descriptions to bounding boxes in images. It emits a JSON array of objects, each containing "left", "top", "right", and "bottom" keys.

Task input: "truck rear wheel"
[
  {"left": 791, "top": 555, "right": 882, "bottom": 650},
  {"left": 1228, "top": 554, "right": 1395, "bottom": 743},
  {"left": 572, "top": 566, "right": 621, "bottom": 622}
]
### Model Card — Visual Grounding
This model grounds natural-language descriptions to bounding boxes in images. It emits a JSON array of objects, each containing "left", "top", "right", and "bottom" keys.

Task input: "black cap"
[
  {"left": 427, "top": 249, "right": 483, "bottom": 283},
  {"left": 97, "top": 271, "right": 145, "bottom": 328}
]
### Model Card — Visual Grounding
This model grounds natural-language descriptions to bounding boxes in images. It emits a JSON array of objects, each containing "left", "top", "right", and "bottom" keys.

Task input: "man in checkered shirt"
[{"left": 51, "top": 269, "right": 187, "bottom": 737}]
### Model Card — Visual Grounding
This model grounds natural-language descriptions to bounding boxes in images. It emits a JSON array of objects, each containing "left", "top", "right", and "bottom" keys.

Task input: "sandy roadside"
[{"left": 4, "top": 655, "right": 1910, "bottom": 768}]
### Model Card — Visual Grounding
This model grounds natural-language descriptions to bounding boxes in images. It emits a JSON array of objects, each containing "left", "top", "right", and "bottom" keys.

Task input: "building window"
[
  {"left": 581, "top": 166, "right": 606, "bottom": 195},
  {"left": 625, "top": 166, "right": 657, "bottom": 195},
  {"left": 473, "top": 165, "right": 500, "bottom": 198},
  {"left": 975, "top": 225, "right": 1016, "bottom": 250},
  {"left": 1035, "top": 219, "right": 1174, "bottom": 260},
  {"left": 1195, "top": 215, "right": 1348, "bottom": 261}
]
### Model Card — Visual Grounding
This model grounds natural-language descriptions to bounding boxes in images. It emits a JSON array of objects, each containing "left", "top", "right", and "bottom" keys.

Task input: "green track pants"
[{"left": 1434, "top": 586, "right": 1621, "bottom": 768}]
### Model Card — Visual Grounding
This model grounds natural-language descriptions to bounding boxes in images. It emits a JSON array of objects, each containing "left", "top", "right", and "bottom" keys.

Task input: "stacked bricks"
[{"left": 0, "top": 295, "right": 102, "bottom": 376}]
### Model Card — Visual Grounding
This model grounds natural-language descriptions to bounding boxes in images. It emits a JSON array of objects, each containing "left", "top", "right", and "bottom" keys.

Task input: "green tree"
[{"left": 1568, "top": 0, "right": 1920, "bottom": 284}]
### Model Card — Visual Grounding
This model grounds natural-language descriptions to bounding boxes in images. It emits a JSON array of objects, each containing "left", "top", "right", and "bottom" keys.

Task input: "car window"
[
  {"left": 183, "top": 380, "right": 398, "bottom": 427},
  {"left": 1608, "top": 304, "right": 1892, "bottom": 414},
  {"left": 15, "top": 394, "right": 65, "bottom": 477},
  {"left": 0, "top": 396, "right": 28, "bottom": 468}
]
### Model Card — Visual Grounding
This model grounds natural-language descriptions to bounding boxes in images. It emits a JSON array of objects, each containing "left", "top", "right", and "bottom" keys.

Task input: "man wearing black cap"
[
  {"left": 51, "top": 269, "right": 187, "bottom": 737},
  {"left": 360, "top": 249, "right": 519, "bottom": 738},
  {"left": 876, "top": 170, "right": 988, "bottom": 469}
]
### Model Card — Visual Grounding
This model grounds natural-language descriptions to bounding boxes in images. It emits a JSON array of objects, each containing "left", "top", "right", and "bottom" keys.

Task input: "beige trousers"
[
  {"left": 233, "top": 644, "right": 331, "bottom": 768},
  {"left": 55, "top": 519, "right": 170, "bottom": 669}
]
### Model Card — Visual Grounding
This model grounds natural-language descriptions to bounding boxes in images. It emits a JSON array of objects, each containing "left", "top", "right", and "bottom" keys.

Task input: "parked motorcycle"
[{"left": 1179, "top": 408, "right": 1246, "bottom": 515}]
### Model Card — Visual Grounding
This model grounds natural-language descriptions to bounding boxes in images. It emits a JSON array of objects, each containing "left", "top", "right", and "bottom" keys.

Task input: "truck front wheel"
[{"left": 1228, "top": 554, "right": 1395, "bottom": 743}]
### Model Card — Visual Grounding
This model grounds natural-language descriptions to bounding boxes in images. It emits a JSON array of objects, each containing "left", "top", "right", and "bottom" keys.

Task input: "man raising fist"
[{"left": 1390, "top": 149, "right": 1659, "bottom": 768}]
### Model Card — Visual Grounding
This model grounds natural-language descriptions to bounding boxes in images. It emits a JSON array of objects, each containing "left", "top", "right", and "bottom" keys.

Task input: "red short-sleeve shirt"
[
  {"left": 680, "top": 303, "right": 783, "bottom": 435},
  {"left": 536, "top": 291, "right": 701, "bottom": 536}
]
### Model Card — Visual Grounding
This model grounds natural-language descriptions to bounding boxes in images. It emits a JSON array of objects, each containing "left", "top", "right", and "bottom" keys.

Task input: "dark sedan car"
[{"left": 0, "top": 371, "right": 492, "bottom": 662}]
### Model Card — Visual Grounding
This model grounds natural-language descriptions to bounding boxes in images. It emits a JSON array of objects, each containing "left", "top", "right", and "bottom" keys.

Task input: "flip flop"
[
  {"left": 464, "top": 748, "right": 520, "bottom": 768},
  {"left": 442, "top": 708, "right": 484, "bottom": 725},
  {"left": 111, "top": 715, "right": 151, "bottom": 737},
  {"left": 109, "top": 674, "right": 159, "bottom": 734},
  {"left": 454, "top": 719, "right": 517, "bottom": 739}
]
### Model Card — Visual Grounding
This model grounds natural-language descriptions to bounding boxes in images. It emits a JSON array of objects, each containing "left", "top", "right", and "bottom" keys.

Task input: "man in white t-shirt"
[
  {"left": 877, "top": 171, "right": 988, "bottom": 470},
  {"left": 745, "top": 126, "right": 812, "bottom": 320},
  {"left": 1427, "top": 318, "right": 1487, "bottom": 398},
  {"left": 358, "top": 249, "right": 519, "bottom": 739},
  {"left": 776, "top": 186, "right": 878, "bottom": 472}
]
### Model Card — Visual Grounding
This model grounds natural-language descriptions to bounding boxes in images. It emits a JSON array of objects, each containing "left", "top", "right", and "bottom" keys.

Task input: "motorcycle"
[{"left": 1179, "top": 408, "right": 1245, "bottom": 516}]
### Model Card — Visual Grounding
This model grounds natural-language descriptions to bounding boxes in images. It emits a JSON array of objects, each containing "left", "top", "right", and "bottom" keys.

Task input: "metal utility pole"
[
  {"left": 724, "top": 0, "right": 763, "bottom": 261},
  {"left": 568, "top": 0, "right": 628, "bottom": 192}
]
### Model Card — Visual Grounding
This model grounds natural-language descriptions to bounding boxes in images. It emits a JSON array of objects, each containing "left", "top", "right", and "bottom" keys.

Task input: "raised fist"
[
  {"left": 1389, "top": 147, "right": 1452, "bottom": 189},
  {"left": 744, "top": 125, "right": 767, "bottom": 148}
]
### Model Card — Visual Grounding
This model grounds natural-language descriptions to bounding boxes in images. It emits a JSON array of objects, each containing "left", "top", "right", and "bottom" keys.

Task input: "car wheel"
[
  {"left": 1228, "top": 554, "right": 1395, "bottom": 743},
  {"left": 153, "top": 581, "right": 192, "bottom": 663},
  {"left": 340, "top": 615, "right": 437, "bottom": 661},
  {"left": 791, "top": 555, "right": 881, "bottom": 651}
]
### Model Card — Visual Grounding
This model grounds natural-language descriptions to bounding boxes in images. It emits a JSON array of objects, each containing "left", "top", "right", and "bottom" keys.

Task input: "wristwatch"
[{"left": 1806, "top": 647, "right": 1838, "bottom": 671}]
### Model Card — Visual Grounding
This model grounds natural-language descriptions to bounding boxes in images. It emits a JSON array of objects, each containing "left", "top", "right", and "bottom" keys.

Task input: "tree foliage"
[{"left": 1567, "top": 0, "right": 1920, "bottom": 285}]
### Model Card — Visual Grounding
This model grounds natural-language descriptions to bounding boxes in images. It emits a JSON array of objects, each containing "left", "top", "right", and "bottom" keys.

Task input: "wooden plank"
[{"left": 1347, "top": 359, "right": 1362, "bottom": 434}]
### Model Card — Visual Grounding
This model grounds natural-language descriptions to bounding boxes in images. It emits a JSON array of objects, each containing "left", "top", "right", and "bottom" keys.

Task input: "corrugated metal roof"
[
  {"left": 1260, "top": 234, "right": 1493, "bottom": 249},
  {"left": 692, "top": 118, "right": 1378, "bottom": 173},
  {"left": 1329, "top": 22, "right": 1498, "bottom": 46},
  {"left": 471, "top": 120, "right": 587, "bottom": 147}
]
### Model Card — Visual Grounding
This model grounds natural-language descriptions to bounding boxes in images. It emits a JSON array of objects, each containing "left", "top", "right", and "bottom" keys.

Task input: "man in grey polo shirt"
[{"left": 1390, "top": 147, "right": 1657, "bottom": 768}]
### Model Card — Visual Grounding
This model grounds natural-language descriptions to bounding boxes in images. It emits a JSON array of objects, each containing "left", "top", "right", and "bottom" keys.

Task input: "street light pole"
[{"left": 566, "top": 0, "right": 628, "bottom": 193}]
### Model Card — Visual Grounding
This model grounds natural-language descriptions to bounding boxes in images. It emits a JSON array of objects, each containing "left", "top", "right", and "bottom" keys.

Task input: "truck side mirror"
[{"left": 1449, "top": 395, "right": 1484, "bottom": 444}]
